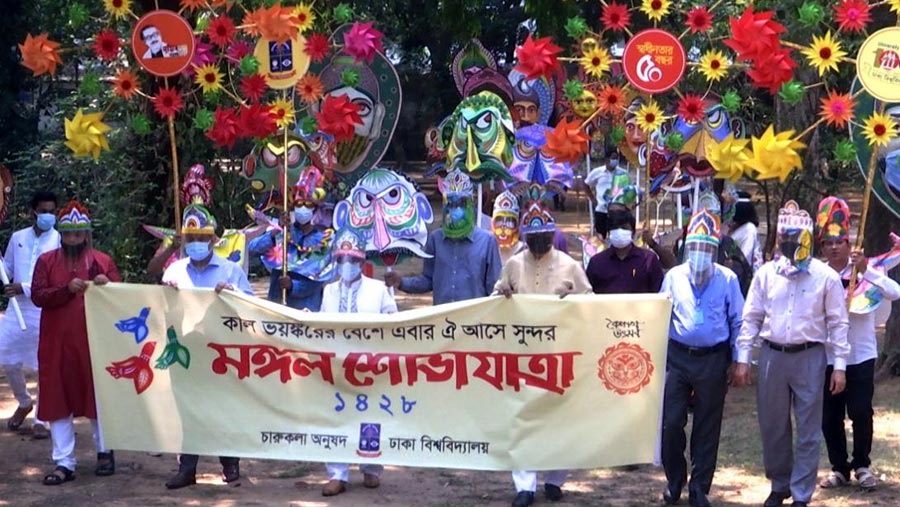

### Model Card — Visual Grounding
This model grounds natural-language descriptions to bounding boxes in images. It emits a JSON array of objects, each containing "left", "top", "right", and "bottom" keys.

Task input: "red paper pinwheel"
[
  {"left": 834, "top": 0, "right": 871, "bottom": 34},
  {"left": 746, "top": 48, "right": 797, "bottom": 93},
  {"left": 152, "top": 87, "right": 184, "bottom": 119},
  {"left": 601, "top": 3, "right": 631, "bottom": 32},
  {"left": 237, "top": 103, "right": 277, "bottom": 140},
  {"left": 206, "top": 107, "right": 241, "bottom": 149},
  {"left": 207, "top": 15, "right": 236, "bottom": 48},
  {"left": 677, "top": 94, "right": 708, "bottom": 123},
  {"left": 93, "top": 29, "right": 121, "bottom": 61},
  {"left": 239, "top": 74, "right": 268, "bottom": 102},
  {"left": 724, "top": 7, "right": 786, "bottom": 62},
  {"left": 315, "top": 93, "right": 363, "bottom": 142},
  {"left": 304, "top": 33, "right": 330, "bottom": 63},
  {"left": 514, "top": 35, "right": 562, "bottom": 80}
]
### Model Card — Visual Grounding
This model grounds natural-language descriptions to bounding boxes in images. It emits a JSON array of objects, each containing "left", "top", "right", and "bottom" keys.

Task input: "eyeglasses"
[{"left": 294, "top": 201, "right": 317, "bottom": 209}]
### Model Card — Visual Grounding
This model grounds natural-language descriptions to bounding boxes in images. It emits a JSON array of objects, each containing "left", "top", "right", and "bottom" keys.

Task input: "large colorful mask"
[
  {"left": 816, "top": 196, "right": 851, "bottom": 243},
  {"left": 452, "top": 39, "right": 497, "bottom": 97},
  {"left": 666, "top": 103, "right": 744, "bottom": 178},
  {"left": 508, "top": 125, "right": 574, "bottom": 189},
  {"left": 241, "top": 134, "right": 311, "bottom": 194},
  {"left": 508, "top": 69, "right": 555, "bottom": 128},
  {"left": 492, "top": 190, "right": 520, "bottom": 248},
  {"left": 333, "top": 167, "right": 434, "bottom": 266},
  {"left": 310, "top": 25, "right": 401, "bottom": 185},
  {"left": 443, "top": 91, "right": 516, "bottom": 183},
  {"left": 776, "top": 200, "right": 814, "bottom": 273},
  {"left": 571, "top": 89, "right": 598, "bottom": 119},
  {"left": 438, "top": 169, "right": 475, "bottom": 239}
]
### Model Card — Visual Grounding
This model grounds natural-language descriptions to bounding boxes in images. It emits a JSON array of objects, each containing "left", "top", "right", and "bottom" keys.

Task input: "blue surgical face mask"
[
  {"left": 294, "top": 206, "right": 314, "bottom": 225},
  {"left": 339, "top": 262, "right": 362, "bottom": 283},
  {"left": 185, "top": 241, "right": 212, "bottom": 262},
  {"left": 36, "top": 213, "right": 56, "bottom": 232},
  {"left": 608, "top": 159, "right": 618, "bottom": 169}
]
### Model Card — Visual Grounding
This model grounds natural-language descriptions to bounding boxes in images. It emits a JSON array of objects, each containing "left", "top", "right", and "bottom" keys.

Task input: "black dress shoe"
[
  {"left": 512, "top": 491, "right": 535, "bottom": 507},
  {"left": 222, "top": 462, "right": 240, "bottom": 483},
  {"left": 95, "top": 451, "right": 115, "bottom": 476},
  {"left": 165, "top": 469, "right": 197, "bottom": 489},
  {"left": 790, "top": 502, "right": 808, "bottom": 507},
  {"left": 689, "top": 491, "right": 711, "bottom": 507},
  {"left": 544, "top": 483, "right": 563, "bottom": 501},
  {"left": 663, "top": 484, "right": 681, "bottom": 505},
  {"left": 763, "top": 491, "right": 791, "bottom": 507}
]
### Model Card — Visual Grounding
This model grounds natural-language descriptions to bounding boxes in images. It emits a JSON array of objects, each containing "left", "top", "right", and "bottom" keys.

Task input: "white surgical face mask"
[
  {"left": 608, "top": 228, "right": 633, "bottom": 249},
  {"left": 293, "top": 206, "right": 314, "bottom": 224}
]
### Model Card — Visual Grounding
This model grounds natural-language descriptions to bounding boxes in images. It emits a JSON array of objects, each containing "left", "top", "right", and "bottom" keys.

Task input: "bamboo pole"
[{"left": 165, "top": 77, "right": 181, "bottom": 233}]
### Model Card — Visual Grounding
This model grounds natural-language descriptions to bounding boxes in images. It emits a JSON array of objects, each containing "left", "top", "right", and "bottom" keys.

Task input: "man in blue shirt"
[
  {"left": 384, "top": 169, "right": 501, "bottom": 305},
  {"left": 248, "top": 168, "right": 328, "bottom": 310},
  {"left": 659, "top": 209, "right": 744, "bottom": 507},
  {"left": 161, "top": 199, "right": 252, "bottom": 489}
]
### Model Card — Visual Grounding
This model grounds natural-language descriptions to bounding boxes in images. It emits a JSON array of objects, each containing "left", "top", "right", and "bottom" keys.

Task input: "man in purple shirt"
[{"left": 586, "top": 209, "right": 664, "bottom": 294}]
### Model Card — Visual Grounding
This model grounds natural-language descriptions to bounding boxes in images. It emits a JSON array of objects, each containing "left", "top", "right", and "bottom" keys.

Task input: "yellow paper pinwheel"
[
  {"left": 746, "top": 125, "right": 806, "bottom": 181},
  {"left": 64, "top": 109, "right": 111, "bottom": 161},
  {"left": 708, "top": 134, "right": 752, "bottom": 182}
]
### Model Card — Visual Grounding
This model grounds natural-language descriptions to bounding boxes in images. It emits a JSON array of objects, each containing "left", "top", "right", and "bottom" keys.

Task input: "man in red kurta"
[{"left": 31, "top": 201, "right": 120, "bottom": 485}]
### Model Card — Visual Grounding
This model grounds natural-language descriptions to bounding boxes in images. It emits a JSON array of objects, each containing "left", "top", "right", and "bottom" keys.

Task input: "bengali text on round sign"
[
  {"left": 622, "top": 29, "right": 686, "bottom": 94},
  {"left": 856, "top": 27, "right": 900, "bottom": 103},
  {"left": 131, "top": 10, "right": 196, "bottom": 77}
]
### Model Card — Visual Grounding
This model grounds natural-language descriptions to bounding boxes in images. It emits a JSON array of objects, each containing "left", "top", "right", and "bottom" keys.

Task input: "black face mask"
[
  {"left": 62, "top": 242, "right": 87, "bottom": 258},
  {"left": 526, "top": 235, "right": 553, "bottom": 256},
  {"left": 780, "top": 241, "right": 799, "bottom": 259}
]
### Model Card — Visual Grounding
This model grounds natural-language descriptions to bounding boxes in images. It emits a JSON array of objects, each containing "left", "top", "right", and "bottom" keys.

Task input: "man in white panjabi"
[
  {"left": 319, "top": 228, "right": 396, "bottom": 496},
  {"left": 1, "top": 191, "right": 60, "bottom": 438},
  {"left": 493, "top": 191, "right": 591, "bottom": 507}
]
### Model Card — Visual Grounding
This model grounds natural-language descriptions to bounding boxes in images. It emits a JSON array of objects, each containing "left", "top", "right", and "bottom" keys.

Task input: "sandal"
[
  {"left": 7, "top": 404, "right": 33, "bottom": 431},
  {"left": 819, "top": 470, "right": 848, "bottom": 489},
  {"left": 95, "top": 451, "right": 115, "bottom": 476},
  {"left": 43, "top": 466, "right": 75, "bottom": 486},
  {"left": 855, "top": 467, "right": 877, "bottom": 489}
]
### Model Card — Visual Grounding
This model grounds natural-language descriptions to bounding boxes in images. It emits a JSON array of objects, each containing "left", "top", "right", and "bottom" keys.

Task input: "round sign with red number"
[{"left": 622, "top": 29, "right": 686, "bottom": 94}]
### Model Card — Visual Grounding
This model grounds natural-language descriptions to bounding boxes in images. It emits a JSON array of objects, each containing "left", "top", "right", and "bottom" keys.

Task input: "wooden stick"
[
  {"left": 847, "top": 102, "right": 886, "bottom": 307},
  {"left": 165, "top": 75, "right": 182, "bottom": 234},
  {"left": 281, "top": 102, "right": 290, "bottom": 305}
]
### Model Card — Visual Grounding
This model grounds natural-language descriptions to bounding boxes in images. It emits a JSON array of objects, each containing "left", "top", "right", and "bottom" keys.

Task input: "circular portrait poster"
[{"left": 131, "top": 10, "right": 195, "bottom": 77}]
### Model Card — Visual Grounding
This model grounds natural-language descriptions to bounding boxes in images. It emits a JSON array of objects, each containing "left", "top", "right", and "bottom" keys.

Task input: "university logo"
[{"left": 356, "top": 422, "right": 382, "bottom": 458}]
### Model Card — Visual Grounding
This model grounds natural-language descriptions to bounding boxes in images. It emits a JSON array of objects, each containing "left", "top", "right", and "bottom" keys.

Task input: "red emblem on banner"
[
  {"left": 622, "top": 29, "right": 686, "bottom": 93},
  {"left": 597, "top": 342, "right": 654, "bottom": 395}
]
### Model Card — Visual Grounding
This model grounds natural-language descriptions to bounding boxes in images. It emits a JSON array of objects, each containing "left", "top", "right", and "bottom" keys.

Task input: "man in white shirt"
[
  {"left": 732, "top": 201, "right": 849, "bottom": 507},
  {"left": 816, "top": 197, "right": 900, "bottom": 491},
  {"left": 1, "top": 191, "right": 60, "bottom": 438},
  {"left": 583, "top": 151, "right": 620, "bottom": 237},
  {"left": 320, "top": 228, "right": 396, "bottom": 496}
]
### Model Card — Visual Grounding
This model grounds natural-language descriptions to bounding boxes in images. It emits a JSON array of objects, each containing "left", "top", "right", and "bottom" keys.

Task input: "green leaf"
[
  {"left": 239, "top": 56, "right": 259, "bottom": 77},
  {"left": 193, "top": 108, "right": 215, "bottom": 131},
  {"left": 131, "top": 114, "right": 152, "bottom": 136},
  {"left": 778, "top": 80, "right": 805, "bottom": 105},
  {"left": 564, "top": 17, "right": 589, "bottom": 40},
  {"left": 563, "top": 80, "right": 584, "bottom": 101},
  {"left": 333, "top": 3, "right": 353, "bottom": 23},
  {"left": 68, "top": 3, "right": 89, "bottom": 28},
  {"left": 797, "top": 2, "right": 824, "bottom": 28},
  {"left": 609, "top": 125, "right": 625, "bottom": 145},
  {"left": 721, "top": 91, "right": 741, "bottom": 113},
  {"left": 341, "top": 68, "right": 361, "bottom": 88},
  {"left": 79, "top": 73, "right": 102, "bottom": 96},
  {"left": 833, "top": 139, "right": 857, "bottom": 162},
  {"left": 665, "top": 132, "right": 685, "bottom": 151}
]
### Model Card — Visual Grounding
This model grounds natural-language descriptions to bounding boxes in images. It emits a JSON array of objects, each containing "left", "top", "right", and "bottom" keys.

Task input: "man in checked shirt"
[{"left": 732, "top": 201, "right": 849, "bottom": 507}]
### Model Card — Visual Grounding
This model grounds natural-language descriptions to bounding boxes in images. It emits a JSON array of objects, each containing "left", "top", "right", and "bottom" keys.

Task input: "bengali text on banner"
[{"left": 85, "top": 284, "right": 672, "bottom": 471}]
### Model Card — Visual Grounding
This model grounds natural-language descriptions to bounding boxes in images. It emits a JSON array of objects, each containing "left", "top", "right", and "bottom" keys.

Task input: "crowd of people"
[{"left": 0, "top": 158, "right": 893, "bottom": 507}]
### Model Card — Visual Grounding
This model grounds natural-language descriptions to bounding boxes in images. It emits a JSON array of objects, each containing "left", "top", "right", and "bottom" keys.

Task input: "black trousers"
[
  {"left": 822, "top": 359, "right": 875, "bottom": 476},
  {"left": 593, "top": 211, "right": 608, "bottom": 237},
  {"left": 179, "top": 454, "right": 239, "bottom": 471},
  {"left": 662, "top": 342, "right": 730, "bottom": 498}
]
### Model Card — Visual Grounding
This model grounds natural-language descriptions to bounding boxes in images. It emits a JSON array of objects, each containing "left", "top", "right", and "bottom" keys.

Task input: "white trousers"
[
  {"left": 511, "top": 469, "right": 568, "bottom": 493},
  {"left": 3, "top": 363, "right": 46, "bottom": 427},
  {"left": 326, "top": 463, "right": 384, "bottom": 482},
  {"left": 49, "top": 416, "right": 105, "bottom": 470}
]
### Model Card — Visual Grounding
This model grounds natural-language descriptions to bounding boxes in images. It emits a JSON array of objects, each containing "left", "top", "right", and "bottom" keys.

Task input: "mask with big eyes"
[
  {"left": 241, "top": 136, "right": 311, "bottom": 193},
  {"left": 333, "top": 168, "right": 434, "bottom": 263},
  {"left": 572, "top": 90, "right": 597, "bottom": 118},
  {"left": 443, "top": 91, "right": 515, "bottom": 183},
  {"left": 492, "top": 214, "right": 519, "bottom": 247}
]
